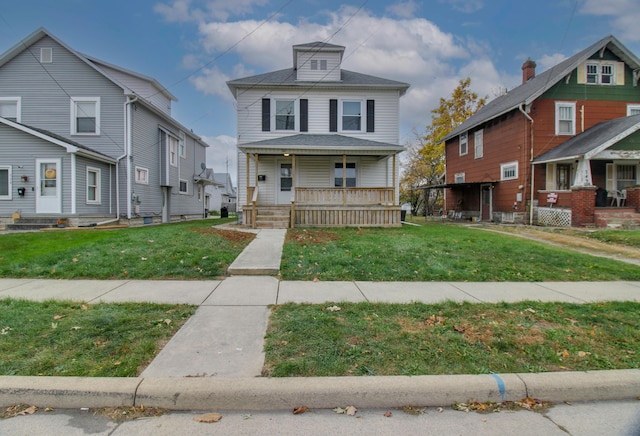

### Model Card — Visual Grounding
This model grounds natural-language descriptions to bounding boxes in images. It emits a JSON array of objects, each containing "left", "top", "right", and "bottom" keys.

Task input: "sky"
[{"left": 1, "top": 0, "right": 640, "bottom": 185}]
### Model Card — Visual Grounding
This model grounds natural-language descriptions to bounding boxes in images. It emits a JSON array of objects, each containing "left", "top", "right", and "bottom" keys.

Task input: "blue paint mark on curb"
[{"left": 491, "top": 373, "right": 506, "bottom": 401}]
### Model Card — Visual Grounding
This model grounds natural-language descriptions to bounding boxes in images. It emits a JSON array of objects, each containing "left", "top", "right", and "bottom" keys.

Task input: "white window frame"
[
  {"left": 169, "top": 136, "right": 178, "bottom": 167},
  {"left": 459, "top": 132, "right": 468, "bottom": 156},
  {"left": 454, "top": 172, "right": 465, "bottom": 183},
  {"left": 340, "top": 99, "right": 364, "bottom": 132},
  {"left": 627, "top": 104, "right": 640, "bottom": 116},
  {"left": 0, "top": 166, "right": 11, "bottom": 200},
  {"left": 500, "top": 161, "right": 518, "bottom": 181},
  {"left": 273, "top": 99, "right": 297, "bottom": 131},
  {"left": 86, "top": 167, "right": 101, "bottom": 204},
  {"left": 0, "top": 97, "right": 21, "bottom": 122},
  {"left": 179, "top": 179, "right": 189, "bottom": 194},
  {"left": 40, "top": 47, "right": 52, "bottom": 64},
  {"left": 474, "top": 129, "right": 483, "bottom": 159},
  {"left": 555, "top": 101, "right": 576, "bottom": 135},
  {"left": 135, "top": 166, "right": 149, "bottom": 184},
  {"left": 179, "top": 132, "right": 186, "bottom": 159},
  {"left": 70, "top": 97, "right": 100, "bottom": 135},
  {"left": 586, "top": 61, "right": 615, "bottom": 85}
]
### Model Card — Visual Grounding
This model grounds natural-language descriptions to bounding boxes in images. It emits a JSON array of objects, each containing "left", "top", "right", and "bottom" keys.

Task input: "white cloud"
[
  {"left": 189, "top": 65, "right": 235, "bottom": 101},
  {"left": 203, "top": 134, "right": 238, "bottom": 184},
  {"left": 386, "top": 0, "right": 420, "bottom": 18},
  {"left": 439, "top": 0, "right": 484, "bottom": 14},
  {"left": 537, "top": 53, "right": 567, "bottom": 72},
  {"left": 155, "top": 0, "right": 269, "bottom": 23},
  {"left": 580, "top": 0, "right": 640, "bottom": 42}
]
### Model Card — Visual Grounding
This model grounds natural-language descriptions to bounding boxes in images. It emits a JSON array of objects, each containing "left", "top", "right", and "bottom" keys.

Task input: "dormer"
[{"left": 293, "top": 42, "right": 345, "bottom": 82}]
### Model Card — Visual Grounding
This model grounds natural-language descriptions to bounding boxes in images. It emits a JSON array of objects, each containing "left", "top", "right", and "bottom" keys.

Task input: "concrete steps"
[
  {"left": 6, "top": 217, "right": 66, "bottom": 231},
  {"left": 594, "top": 208, "right": 640, "bottom": 229}
]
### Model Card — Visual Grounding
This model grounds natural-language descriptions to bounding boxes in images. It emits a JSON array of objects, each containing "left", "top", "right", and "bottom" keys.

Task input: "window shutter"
[
  {"left": 546, "top": 164, "right": 555, "bottom": 190},
  {"left": 576, "top": 63, "right": 586, "bottom": 84},
  {"left": 262, "top": 98, "right": 270, "bottom": 132},
  {"left": 366, "top": 100, "right": 375, "bottom": 132},
  {"left": 300, "top": 99, "right": 308, "bottom": 132},
  {"left": 616, "top": 62, "right": 625, "bottom": 85},
  {"left": 329, "top": 99, "right": 338, "bottom": 132},
  {"left": 606, "top": 163, "right": 614, "bottom": 192}
]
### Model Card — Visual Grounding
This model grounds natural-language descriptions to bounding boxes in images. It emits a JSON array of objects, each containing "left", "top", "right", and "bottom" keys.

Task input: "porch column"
[
  {"left": 245, "top": 153, "right": 250, "bottom": 202},
  {"left": 291, "top": 154, "right": 296, "bottom": 228},
  {"left": 392, "top": 154, "right": 397, "bottom": 204},
  {"left": 626, "top": 187, "right": 640, "bottom": 210},
  {"left": 573, "top": 158, "right": 593, "bottom": 187},
  {"left": 342, "top": 154, "right": 347, "bottom": 204},
  {"left": 571, "top": 186, "right": 596, "bottom": 227}
]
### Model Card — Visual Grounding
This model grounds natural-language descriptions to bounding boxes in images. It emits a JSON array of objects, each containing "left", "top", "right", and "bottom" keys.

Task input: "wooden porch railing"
[{"left": 295, "top": 187, "right": 395, "bottom": 205}]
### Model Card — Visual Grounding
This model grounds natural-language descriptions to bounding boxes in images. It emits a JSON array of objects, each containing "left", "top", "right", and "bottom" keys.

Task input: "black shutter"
[
  {"left": 366, "top": 99, "right": 375, "bottom": 132},
  {"left": 300, "top": 99, "right": 308, "bottom": 132},
  {"left": 262, "top": 98, "right": 270, "bottom": 132},
  {"left": 329, "top": 99, "right": 338, "bottom": 132}
]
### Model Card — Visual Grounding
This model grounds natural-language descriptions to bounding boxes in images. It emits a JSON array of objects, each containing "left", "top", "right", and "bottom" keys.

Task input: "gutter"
[
  {"left": 519, "top": 104, "right": 535, "bottom": 226},
  {"left": 117, "top": 95, "right": 138, "bottom": 219}
]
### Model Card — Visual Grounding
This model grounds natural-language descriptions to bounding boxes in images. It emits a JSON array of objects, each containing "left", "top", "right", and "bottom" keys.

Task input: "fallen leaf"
[
  {"left": 333, "top": 407, "right": 346, "bottom": 414},
  {"left": 194, "top": 412, "right": 222, "bottom": 423},
  {"left": 559, "top": 350, "right": 570, "bottom": 358},
  {"left": 453, "top": 325, "right": 466, "bottom": 333},
  {"left": 383, "top": 411, "right": 392, "bottom": 417},
  {"left": 113, "top": 361, "right": 121, "bottom": 366},
  {"left": 53, "top": 315, "right": 66, "bottom": 320},
  {"left": 293, "top": 406, "right": 309, "bottom": 415},
  {"left": 51, "top": 323, "right": 58, "bottom": 329},
  {"left": 164, "top": 319, "right": 172, "bottom": 325},
  {"left": 18, "top": 405, "right": 37, "bottom": 416},
  {"left": 437, "top": 407, "right": 444, "bottom": 413},
  {"left": 578, "top": 351, "right": 587, "bottom": 357},
  {"left": 72, "top": 258, "right": 78, "bottom": 263},
  {"left": 524, "top": 308, "right": 536, "bottom": 314},
  {"left": 313, "top": 277, "right": 319, "bottom": 282},
  {"left": 346, "top": 406, "right": 357, "bottom": 416},
  {"left": 81, "top": 305, "right": 88, "bottom": 311},
  {"left": 71, "top": 326, "right": 81, "bottom": 331},
  {"left": 141, "top": 257, "right": 147, "bottom": 261},
  {"left": 326, "top": 305, "right": 341, "bottom": 312}
]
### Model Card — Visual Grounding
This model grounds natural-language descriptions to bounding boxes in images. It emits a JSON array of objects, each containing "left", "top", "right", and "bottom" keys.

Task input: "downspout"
[
  {"left": 519, "top": 103, "right": 535, "bottom": 225},
  {"left": 118, "top": 95, "right": 138, "bottom": 219}
]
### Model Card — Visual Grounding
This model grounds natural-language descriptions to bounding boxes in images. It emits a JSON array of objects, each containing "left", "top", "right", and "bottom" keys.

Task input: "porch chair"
[
  {"left": 610, "top": 190, "right": 625, "bottom": 207},
  {"left": 621, "top": 189, "right": 627, "bottom": 207}
]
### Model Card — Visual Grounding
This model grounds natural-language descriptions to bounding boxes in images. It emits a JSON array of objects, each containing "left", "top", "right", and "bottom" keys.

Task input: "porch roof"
[
  {"left": 238, "top": 134, "right": 404, "bottom": 156},
  {"left": 533, "top": 114, "right": 640, "bottom": 164}
]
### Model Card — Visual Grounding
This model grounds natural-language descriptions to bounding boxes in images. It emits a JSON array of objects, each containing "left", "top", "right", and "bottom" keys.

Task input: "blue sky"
[{"left": 1, "top": 0, "right": 639, "bottom": 184}]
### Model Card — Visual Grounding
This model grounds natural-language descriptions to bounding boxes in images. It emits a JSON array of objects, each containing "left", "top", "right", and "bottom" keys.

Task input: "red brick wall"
[{"left": 571, "top": 186, "right": 596, "bottom": 227}]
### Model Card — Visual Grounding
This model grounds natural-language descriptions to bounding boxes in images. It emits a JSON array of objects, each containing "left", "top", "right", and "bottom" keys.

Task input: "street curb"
[{"left": 1, "top": 369, "right": 638, "bottom": 411}]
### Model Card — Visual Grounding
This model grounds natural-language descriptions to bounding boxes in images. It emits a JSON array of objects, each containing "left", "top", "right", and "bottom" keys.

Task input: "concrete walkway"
[{"left": 0, "top": 228, "right": 639, "bottom": 410}]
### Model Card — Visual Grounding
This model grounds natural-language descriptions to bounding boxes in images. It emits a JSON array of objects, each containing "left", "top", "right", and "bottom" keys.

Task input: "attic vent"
[{"left": 40, "top": 48, "right": 52, "bottom": 64}]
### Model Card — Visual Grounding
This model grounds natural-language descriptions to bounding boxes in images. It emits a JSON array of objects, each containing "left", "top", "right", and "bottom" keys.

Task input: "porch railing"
[{"left": 295, "top": 187, "right": 395, "bottom": 205}]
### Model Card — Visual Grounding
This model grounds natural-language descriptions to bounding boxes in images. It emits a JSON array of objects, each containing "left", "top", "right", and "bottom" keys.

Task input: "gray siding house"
[
  {"left": 0, "top": 28, "right": 213, "bottom": 228},
  {"left": 227, "top": 42, "right": 410, "bottom": 228}
]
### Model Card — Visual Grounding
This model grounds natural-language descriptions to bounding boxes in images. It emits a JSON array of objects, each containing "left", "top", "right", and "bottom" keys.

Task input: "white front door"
[
  {"left": 36, "top": 159, "right": 61, "bottom": 214},
  {"left": 277, "top": 161, "right": 293, "bottom": 204}
]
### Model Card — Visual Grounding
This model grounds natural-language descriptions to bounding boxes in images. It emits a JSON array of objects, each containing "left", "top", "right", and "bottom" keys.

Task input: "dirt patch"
[
  {"left": 288, "top": 229, "right": 341, "bottom": 244},
  {"left": 90, "top": 406, "right": 170, "bottom": 422},
  {"left": 191, "top": 227, "right": 255, "bottom": 245}
]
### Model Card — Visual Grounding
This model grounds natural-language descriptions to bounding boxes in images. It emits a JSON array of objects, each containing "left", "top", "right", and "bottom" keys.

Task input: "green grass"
[
  {"left": 0, "top": 219, "right": 251, "bottom": 279},
  {"left": 281, "top": 224, "right": 640, "bottom": 281},
  {"left": 0, "top": 299, "right": 195, "bottom": 377},
  {"left": 572, "top": 229, "right": 640, "bottom": 249},
  {"left": 264, "top": 301, "right": 640, "bottom": 377}
]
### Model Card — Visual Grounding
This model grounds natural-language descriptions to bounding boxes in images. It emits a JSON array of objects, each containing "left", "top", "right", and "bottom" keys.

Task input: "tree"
[{"left": 401, "top": 78, "right": 486, "bottom": 215}]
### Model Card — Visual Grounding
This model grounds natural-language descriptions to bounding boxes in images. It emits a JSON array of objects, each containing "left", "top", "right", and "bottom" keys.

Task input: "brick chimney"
[{"left": 522, "top": 58, "right": 536, "bottom": 83}]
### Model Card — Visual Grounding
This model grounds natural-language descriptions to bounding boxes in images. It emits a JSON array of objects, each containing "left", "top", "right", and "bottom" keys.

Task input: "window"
[
  {"left": 135, "top": 166, "right": 149, "bottom": 184},
  {"left": 320, "top": 60, "right": 327, "bottom": 70},
  {"left": 454, "top": 172, "right": 465, "bottom": 183},
  {"left": 459, "top": 132, "right": 468, "bottom": 156},
  {"left": 40, "top": 47, "right": 52, "bottom": 63},
  {"left": 179, "top": 179, "right": 188, "bottom": 193},
  {"left": 310, "top": 60, "right": 318, "bottom": 70},
  {"left": 0, "top": 166, "right": 11, "bottom": 199},
  {"left": 335, "top": 162, "right": 356, "bottom": 187},
  {"left": 341, "top": 101, "right": 362, "bottom": 131},
  {"left": 617, "top": 165, "right": 637, "bottom": 190},
  {"left": 179, "top": 133, "right": 186, "bottom": 158},
  {"left": 556, "top": 164, "right": 572, "bottom": 190},
  {"left": 86, "top": 167, "right": 101, "bottom": 204},
  {"left": 169, "top": 136, "right": 178, "bottom": 166},
  {"left": 0, "top": 98, "right": 20, "bottom": 122},
  {"left": 474, "top": 130, "right": 483, "bottom": 159},
  {"left": 275, "top": 100, "right": 295, "bottom": 130},
  {"left": 627, "top": 104, "right": 640, "bottom": 116},
  {"left": 555, "top": 102, "right": 575, "bottom": 135},
  {"left": 500, "top": 161, "right": 518, "bottom": 180},
  {"left": 586, "top": 62, "right": 614, "bottom": 85},
  {"left": 71, "top": 97, "right": 100, "bottom": 135}
]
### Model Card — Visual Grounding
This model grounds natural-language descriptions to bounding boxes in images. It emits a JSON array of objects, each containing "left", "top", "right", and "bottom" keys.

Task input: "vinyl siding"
[{"left": 296, "top": 52, "right": 341, "bottom": 82}]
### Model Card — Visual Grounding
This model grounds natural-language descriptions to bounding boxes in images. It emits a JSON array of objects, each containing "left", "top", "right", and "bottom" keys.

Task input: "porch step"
[
  {"left": 255, "top": 207, "right": 291, "bottom": 229},
  {"left": 6, "top": 217, "right": 66, "bottom": 231},
  {"left": 594, "top": 208, "right": 640, "bottom": 229}
]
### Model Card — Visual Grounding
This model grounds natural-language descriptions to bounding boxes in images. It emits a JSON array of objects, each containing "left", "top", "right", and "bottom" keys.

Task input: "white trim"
[
  {"left": 70, "top": 97, "right": 101, "bottom": 135},
  {"left": 474, "top": 129, "right": 483, "bottom": 159},
  {"left": 339, "top": 99, "right": 365, "bottom": 133},
  {"left": 135, "top": 166, "right": 149, "bottom": 184},
  {"left": 272, "top": 97, "right": 299, "bottom": 132},
  {"left": 0, "top": 166, "right": 11, "bottom": 200},
  {"left": 627, "top": 104, "right": 640, "bottom": 116},
  {"left": 86, "top": 166, "right": 101, "bottom": 204},
  {"left": 40, "top": 47, "right": 52, "bottom": 63},
  {"left": 500, "top": 161, "right": 518, "bottom": 180},
  {"left": 555, "top": 101, "right": 576, "bottom": 135},
  {"left": 179, "top": 178, "right": 189, "bottom": 194},
  {"left": 459, "top": 132, "right": 468, "bottom": 156},
  {"left": 0, "top": 97, "right": 21, "bottom": 122}
]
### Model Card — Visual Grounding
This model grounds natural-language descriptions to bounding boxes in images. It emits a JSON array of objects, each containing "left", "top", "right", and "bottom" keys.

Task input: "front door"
[
  {"left": 36, "top": 159, "right": 61, "bottom": 214},
  {"left": 481, "top": 184, "right": 492, "bottom": 221},
  {"left": 277, "top": 161, "right": 293, "bottom": 204}
]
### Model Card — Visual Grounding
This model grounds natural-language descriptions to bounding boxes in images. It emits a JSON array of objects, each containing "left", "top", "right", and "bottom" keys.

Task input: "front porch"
[{"left": 243, "top": 187, "right": 401, "bottom": 228}]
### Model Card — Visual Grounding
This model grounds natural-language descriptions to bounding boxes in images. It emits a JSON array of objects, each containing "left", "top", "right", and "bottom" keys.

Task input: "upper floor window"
[
  {"left": 500, "top": 161, "right": 518, "bottom": 181},
  {"left": 586, "top": 62, "right": 615, "bottom": 85},
  {"left": 40, "top": 48, "right": 52, "bottom": 64},
  {"left": 341, "top": 101, "right": 362, "bottom": 131},
  {"left": 310, "top": 60, "right": 318, "bottom": 70},
  {"left": 0, "top": 98, "right": 20, "bottom": 122},
  {"left": 275, "top": 100, "right": 296, "bottom": 130},
  {"left": 169, "top": 136, "right": 178, "bottom": 166},
  {"left": 320, "top": 60, "right": 327, "bottom": 70},
  {"left": 86, "top": 167, "right": 101, "bottom": 204},
  {"left": 179, "top": 132, "right": 186, "bottom": 159},
  {"left": 474, "top": 130, "right": 483, "bottom": 159},
  {"left": 555, "top": 102, "right": 575, "bottom": 135},
  {"left": 71, "top": 97, "right": 100, "bottom": 135},
  {"left": 627, "top": 104, "right": 640, "bottom": 116},
  {"left": 459, "top": 132, "right": 468, "bottom": 156}
]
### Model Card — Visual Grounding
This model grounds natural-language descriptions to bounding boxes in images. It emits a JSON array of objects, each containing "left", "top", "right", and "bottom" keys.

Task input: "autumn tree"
[{"left": 401, "top": 78, "right": 486, "bottom": 215}]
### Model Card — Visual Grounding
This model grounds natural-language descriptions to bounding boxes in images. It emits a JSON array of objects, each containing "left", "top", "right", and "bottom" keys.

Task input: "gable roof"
[
  {"left": 0, "top": 117, "right": 116, "bottom": 164},
  {"left": 533, "top": 114, "right": 640, "bottom": 164},
  {"left": 443, "top": 35, "right": 640, "bottom": 142},
  {"left": 292, "top": 41, "right": 345, "bottom": 69}
]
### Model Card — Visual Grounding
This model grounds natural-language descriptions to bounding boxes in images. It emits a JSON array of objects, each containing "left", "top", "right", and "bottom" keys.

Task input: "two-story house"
[
  {"left": 227, "top": 42, "right": 410, "bottom": 228},
  {"left": 442, "top": 35, "right": 640, "bottom": 228},
  {"left": 0, "top": 28, "right": 213, "bottom": 229}
]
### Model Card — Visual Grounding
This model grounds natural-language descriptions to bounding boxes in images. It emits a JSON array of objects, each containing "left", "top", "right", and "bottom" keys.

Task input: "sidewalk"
[{"left": 0, "top": 228, "right": 639, "bottom": 411}]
